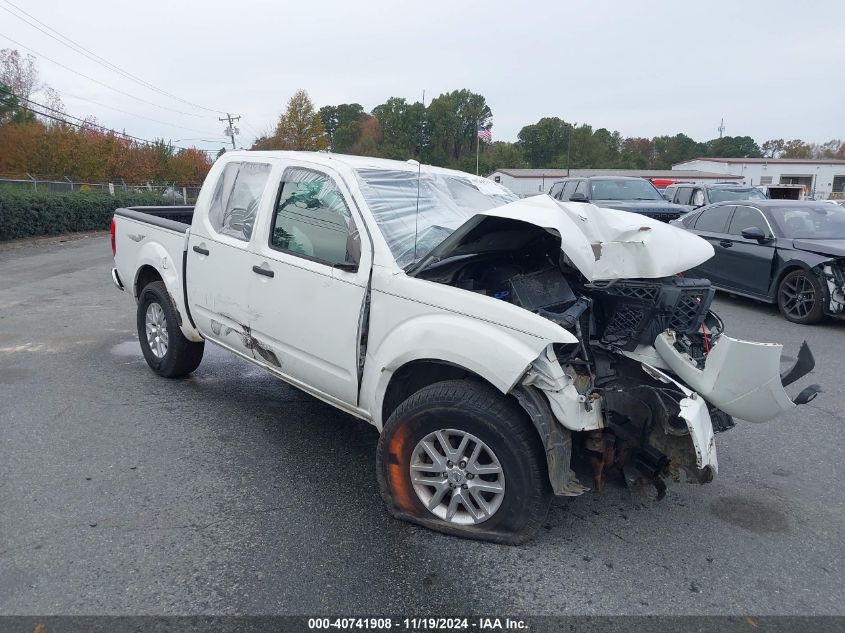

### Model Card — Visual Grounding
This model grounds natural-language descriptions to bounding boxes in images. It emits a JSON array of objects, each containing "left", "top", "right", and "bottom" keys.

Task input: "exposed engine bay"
[{"left": 412, "top": 216, "right": 815, "bottom": 498}]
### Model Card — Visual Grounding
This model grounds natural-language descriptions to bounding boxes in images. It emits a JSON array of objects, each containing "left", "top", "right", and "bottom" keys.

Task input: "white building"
[
  {"left": 487, "top": 168, "right": 741, "bottom": 198},
  {"left": 673, "top": 158, "right": 845, "bottom": 199}
]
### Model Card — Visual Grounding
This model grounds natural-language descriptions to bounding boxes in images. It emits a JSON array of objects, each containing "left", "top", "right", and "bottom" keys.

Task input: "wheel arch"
[
  {"left": 134, "top": 264, "right": 163, "bottom": 299},
  {"left": 363, "top": 313, "right": 555, "bottom": 430}
]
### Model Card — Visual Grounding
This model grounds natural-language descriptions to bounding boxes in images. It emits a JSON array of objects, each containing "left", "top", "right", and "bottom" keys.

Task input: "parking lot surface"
[{"left": 1, "top": 236, "right": 843, "bottom": 615}]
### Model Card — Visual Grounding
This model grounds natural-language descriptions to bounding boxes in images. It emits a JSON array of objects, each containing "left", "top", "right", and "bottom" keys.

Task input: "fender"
[
  {"left": 133, "top": 240, "right": 202, "bottom": 342},
  {"left": 362, "top": 312, "right": 572, "bottom": 430},
  {"left": 768, "top": 254, "right": 830, "bottom": 298}
]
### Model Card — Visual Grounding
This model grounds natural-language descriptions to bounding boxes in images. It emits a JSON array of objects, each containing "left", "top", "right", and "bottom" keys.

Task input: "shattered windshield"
[{"left": 354, "top": 168, "right": 518, "bottom": 267}]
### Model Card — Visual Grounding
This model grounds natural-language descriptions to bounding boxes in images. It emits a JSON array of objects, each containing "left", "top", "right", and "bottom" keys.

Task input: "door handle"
[
  {"left": 252, "top": 265, "right": 274, "bottom": 278},
  {"left": 718, "top": 240, "right": 733, "bottom": 248},
  {"left": 192, "top": 245, "right": 209, "bottom": 256}
]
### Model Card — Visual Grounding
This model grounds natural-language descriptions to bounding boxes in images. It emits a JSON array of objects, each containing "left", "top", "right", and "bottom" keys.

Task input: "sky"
[{"left": 3, "top": 0, "right": 844, "bottom": 154}]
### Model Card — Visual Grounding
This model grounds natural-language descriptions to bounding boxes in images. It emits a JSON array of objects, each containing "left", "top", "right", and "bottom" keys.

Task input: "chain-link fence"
[{"left": 0, "top": 175, "right": 203, "bottom": 204}]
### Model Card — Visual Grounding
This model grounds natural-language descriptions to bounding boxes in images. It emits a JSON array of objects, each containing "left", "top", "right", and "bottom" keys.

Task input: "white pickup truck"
[{"left": 111, "top": 151, "right": 820, "bottom": 543}]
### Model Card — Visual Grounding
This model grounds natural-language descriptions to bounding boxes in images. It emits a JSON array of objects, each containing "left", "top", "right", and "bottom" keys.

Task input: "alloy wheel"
[{"left": 409, "top": 429, "right": 505, "bottom": 525}]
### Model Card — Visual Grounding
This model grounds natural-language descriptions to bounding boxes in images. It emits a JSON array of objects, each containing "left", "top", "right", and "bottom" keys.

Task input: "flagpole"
[{"left": 476, "top": 122, "right": 480, "bottom": 176}]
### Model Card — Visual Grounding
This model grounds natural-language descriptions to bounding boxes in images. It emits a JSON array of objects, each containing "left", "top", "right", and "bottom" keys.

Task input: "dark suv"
[
  {"left": 549, "top": 176, "right": 687, "bottom": 222},
  {"left": 663, "top": 182, "right": 767, "bottom": 211}
]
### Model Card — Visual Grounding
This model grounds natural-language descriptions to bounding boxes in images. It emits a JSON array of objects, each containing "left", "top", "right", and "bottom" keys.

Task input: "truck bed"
[{"left": 114, "top": 206, "right": 195, "bottom": 233}]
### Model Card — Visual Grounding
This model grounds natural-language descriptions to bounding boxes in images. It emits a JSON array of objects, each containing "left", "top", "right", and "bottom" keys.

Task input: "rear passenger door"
[
  {"left": 187, "top": 160, "right": 273, "bottom": 358},
  {"left": 246, "top": 164, "right": 371, "bottom": 407}
]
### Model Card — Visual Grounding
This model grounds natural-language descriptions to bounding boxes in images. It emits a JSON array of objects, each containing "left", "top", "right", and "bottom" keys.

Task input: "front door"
[
  {"left": 716, "top": 205, "right": 776, "bottom": 297},
  {"left": 247, "top": 165, "right": 370, "bottom": 406}
]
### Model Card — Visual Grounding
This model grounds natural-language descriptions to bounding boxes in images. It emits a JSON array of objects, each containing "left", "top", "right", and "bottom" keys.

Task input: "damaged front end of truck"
[{"left": 410, "top": 195, "right": 821, "bottom": 498}]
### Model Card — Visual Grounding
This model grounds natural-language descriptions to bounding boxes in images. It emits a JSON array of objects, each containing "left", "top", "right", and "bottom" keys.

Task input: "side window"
[
  {"left": 694, "top": 205, "right": 733, "bottom": 233},
  {"left": 270, "top": 167, "right": 361, "bottom": 268},
  {"left": 561, "top": 180, "right": 577, "bottom": 200},
  {"left": 728, "top": 206, "right": 769, "bottom": 236},
  {"left": 207, "top": 162, "right": 272, "bottom": 241},
  {"left": 575, "top": 180, "right": 588, "bottom": 196},
  {"left": 549, "top": 182, "right": 563, "bottom": 199},
  {"left": 664, "top": 186, "right": 676, "bottom": 202},
  {"left": 675, "top": 187, "right": 693, "bottom": 206}
]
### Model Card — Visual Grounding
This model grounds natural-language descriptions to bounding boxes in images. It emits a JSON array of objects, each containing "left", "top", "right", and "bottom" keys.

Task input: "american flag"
[{"left": 477, "top": 126, "right": 492, "bottom": 143}]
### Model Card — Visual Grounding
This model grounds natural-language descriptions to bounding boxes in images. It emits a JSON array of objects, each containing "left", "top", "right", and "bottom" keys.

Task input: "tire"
[
  {"left": 137, "top": 280, "right": 204, "bottom": 378},
  {"left": 376, "top": 379, "right": 552, "bottom": 544},
  {"left": 777, "top": 269, "right": 825, "bottom": 325}
]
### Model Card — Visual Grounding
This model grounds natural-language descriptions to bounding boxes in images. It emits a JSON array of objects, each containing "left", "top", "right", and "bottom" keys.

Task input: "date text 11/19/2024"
[{"left": 307, "top": 617, "right": 527, "bottom": 630}]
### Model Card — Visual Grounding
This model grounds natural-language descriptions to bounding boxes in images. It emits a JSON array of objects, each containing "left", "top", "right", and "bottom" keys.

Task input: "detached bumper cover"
[{"left": 654, "top": 332, "right": 814, "bottom": 423}]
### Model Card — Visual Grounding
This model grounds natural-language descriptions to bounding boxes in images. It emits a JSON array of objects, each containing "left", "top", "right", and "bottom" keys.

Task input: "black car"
[
  {"left": 663, "top": 182, "right": 767, "bottom": 211},
  {"left": 549, "top": 176, "right": 688, "bottom": 222},
  {"left": 670, "top": 200, "right": 845, "bottom": 324}
]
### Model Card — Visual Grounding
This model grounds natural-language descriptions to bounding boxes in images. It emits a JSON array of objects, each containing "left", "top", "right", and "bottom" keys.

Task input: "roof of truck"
[{"left": 223, "top": 150, "right": 472, "bottom": 177}]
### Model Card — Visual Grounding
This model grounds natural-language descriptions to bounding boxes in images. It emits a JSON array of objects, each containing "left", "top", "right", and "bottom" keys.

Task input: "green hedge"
[{"left": 0, "top": 189, "right": 167, "bottom": 241}]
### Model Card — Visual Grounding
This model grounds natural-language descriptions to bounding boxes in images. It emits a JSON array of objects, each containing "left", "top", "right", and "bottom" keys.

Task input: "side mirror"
[
  {"left": 569, "top": 192, "right": 588, "bottom": 203},
  {"left": 740, "top": 226, "right": 768, "bottom": 242},
  {"left": 662, "top": 192, "right": 671, "bottom": 201},
  {"left": 692, "top": 191, "right": 706, "bottom": 207}
]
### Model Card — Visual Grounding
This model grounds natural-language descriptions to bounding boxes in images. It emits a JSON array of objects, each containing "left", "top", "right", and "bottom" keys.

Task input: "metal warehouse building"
[
  {"left": 673, "top": 158, "right": 845, "bottom": 199},
  {"left": 488, "top": 168, "right": 741, "bottom": 197}
]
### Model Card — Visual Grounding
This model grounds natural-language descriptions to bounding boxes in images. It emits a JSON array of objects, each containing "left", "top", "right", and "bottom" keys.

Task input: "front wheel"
[
  {"left": 376, "top": 380, "right": 552, "bottom": 544},
  {"left": 777, "top": 269, "right": 824, "bottom": 325},
  {"left": 137, "top": 281, "right": 204, "bottom": 377}
]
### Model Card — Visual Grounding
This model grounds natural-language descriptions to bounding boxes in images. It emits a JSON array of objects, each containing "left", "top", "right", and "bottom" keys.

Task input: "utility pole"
[
  {"left": 718, "top": 118, "right": 725, "bottom": 139},
  {"left": 219, "top": 113, "right": 241, "bottom": 149}
]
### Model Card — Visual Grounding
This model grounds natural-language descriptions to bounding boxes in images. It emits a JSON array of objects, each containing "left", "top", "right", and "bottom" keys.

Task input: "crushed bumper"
[{"left": 654, "top": 332, "right": 817, "bottom": 423}]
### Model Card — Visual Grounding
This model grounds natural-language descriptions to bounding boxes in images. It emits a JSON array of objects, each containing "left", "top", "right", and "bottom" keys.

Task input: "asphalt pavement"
[{"left": 1, "top": 235, "right": 843, "bottom": 615}]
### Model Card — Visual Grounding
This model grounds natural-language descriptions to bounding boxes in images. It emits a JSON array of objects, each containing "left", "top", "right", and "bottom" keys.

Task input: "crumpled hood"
[{"left": 462, "top": 195, "right": 715, "bottom": 281}]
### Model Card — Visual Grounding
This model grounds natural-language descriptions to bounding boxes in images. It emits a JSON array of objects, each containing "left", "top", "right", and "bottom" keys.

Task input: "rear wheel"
[
  {"left": 137, "top": 281, "right": 204, "bottom": 377},
  {"left": 777, "top": 269, "right": 824, "bottom": 325},
  {"left": 376, "top": 380, "right": 552, "bottom": 544}
]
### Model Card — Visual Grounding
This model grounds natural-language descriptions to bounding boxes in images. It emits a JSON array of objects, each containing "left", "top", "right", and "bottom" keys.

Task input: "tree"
[
  {"left": 517, "top": 117, "right": 569, "bottom": 168},
  {"left": 652, "top": 133, "right": 703, "bottom": 167},
  {"left": 262, "top": 89, "right": 328, "bottom": 151},
  {"left": 320, "top": 103, "right": 368, "bottom": 152},
  {"left": 371, "top": 97, "right": 426, "bottom": 160},
  {"left": 619, "top": 137, "right": 655, "bottom": 169},
  {"left": 817, "top": 139, "right": 843, "bottom": 159},
  {"left": 0, "top": 49, "right": 38, "bottom": 108},
  {"left": 782, "top": 139, "right": 812, "bottom": 159},
  {"left": 761, "top": 138, "right": 785, "bottom": 158},
  {"left": 0, "top": 81, "right": 33, "bottom": 123},
  {"left": 705, "top": 135, "right": 762, "bottom": 158},
  {"left": 426, "top": 90, "right": 491, "bottom": 165}
]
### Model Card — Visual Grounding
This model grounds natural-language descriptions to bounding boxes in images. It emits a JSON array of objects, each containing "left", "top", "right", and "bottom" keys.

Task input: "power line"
[
  {"left": 0, "top": 31, "right": 206, "bottom": 118},
  {"left": 59, "top": 90, "right": 228, "bottom": 137},
  {"left": 0, "top": 84, "right": 200, "bottom": 150},
  {"left": 0, "top": 0, "right": 228, "bottom": 115}
]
